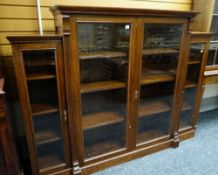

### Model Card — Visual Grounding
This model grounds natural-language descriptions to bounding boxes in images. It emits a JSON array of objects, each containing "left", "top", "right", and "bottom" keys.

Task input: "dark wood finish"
[
  {"left": 83, "top": 111, "right": 124, "bottom": 130},
  {"left": 0, "top": 71, "right": 20, "bottom": 175},
  {"left": 31, "top": 104, "right": 59, "bottom": 116},
  {"left": 177, "top": 32, "right": 212, "bottom": 139},
  {"left": 142, "top": 48, "right": 178, "bottom": 56},
  {"left": 80, "top": 51, "right": 127, "bottom": 60},
  {"left": 50, "top": 5, "right": 199, "bottom": 18},
  {"left": 138, "top": 101, "right": 170, "bottom": 117},
  {"left": 140, "top": 71, "right": 175, "bottom": 85},
  {"left": 190, "top": 33, "right": 212, "bottom": 127},
  {"left": 26, "top": 73, "right": 56, "bottom": 81},
  {"left": 7, "top": 37, "right": 72, "bottom": 175},
  {"left": 8, "top": 6, "right": 202, "bottom": 175},
  {"left": 35, "top": 131, "right": 61, "bottom": 145},
  {"left": 81, "top": 81, "right": 126, "bottom": 93}
]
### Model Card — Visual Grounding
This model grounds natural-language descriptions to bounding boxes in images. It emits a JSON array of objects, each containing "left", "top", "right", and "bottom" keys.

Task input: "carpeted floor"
[{"left": 93, "top": 109, "right": 218, "bottom": 175}]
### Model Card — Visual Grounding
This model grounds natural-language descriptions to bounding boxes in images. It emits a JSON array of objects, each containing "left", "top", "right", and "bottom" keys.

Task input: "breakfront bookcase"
[{"left": 7, "top": 6, "right": 210, "bottom": 175}]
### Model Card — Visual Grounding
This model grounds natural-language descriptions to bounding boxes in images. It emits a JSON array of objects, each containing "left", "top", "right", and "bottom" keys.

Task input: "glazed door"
[
  {"left": 71, "top": 17, "right": 137, "bottom": 161},
  {"left": 14, "top": 42, "right": 70, "bottom": 174},
  {"left": 136, "top": 19, "right": 186, "bottom": 145},
  {"left": 179, "top": 41, "right": 207, "bottom": 130}
]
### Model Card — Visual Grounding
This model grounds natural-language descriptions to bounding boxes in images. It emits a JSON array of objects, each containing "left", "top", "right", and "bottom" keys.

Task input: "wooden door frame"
[
  {"left": 135, "top": 17, "right": 190, "bottom": 148},
  {"left": 11, "top": 41, "right": 71, "bottom": 175},
  {"left": 68, "top": 15, "right": 138, "bottom": 166}
]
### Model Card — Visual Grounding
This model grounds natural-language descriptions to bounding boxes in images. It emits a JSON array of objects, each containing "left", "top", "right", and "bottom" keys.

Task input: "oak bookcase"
[{"left": 7, "top": 6, "right": 211, "bottom": 175}]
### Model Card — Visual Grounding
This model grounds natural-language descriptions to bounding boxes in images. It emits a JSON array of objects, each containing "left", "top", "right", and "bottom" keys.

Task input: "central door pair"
[{"left": 70, "top": 16, "right": 184, "bottom": 161}]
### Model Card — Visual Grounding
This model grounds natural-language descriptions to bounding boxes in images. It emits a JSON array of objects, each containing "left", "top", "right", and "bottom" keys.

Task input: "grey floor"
[{"left": 93, "top": 109, "right": 218, "bottom": 175}]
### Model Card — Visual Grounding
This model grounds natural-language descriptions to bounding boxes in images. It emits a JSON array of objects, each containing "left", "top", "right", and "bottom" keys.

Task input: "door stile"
[
  {"left": 169, "top": 21, "right": 190, "bottom": 144},
  {"left": 12, "top": 44, "right": 39, "bottom": 174},
  {"left": 126, "top": 18, "right": 140, "bottom": 150},
  {"left": 69, "top": 16, "right": 85, "bottom": 166},
  {"left": 55, "top": 41, "right": 72, "bottom": 167}
]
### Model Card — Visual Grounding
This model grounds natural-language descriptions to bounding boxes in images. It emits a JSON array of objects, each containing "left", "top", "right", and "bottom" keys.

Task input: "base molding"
[
  {"left": 80, "top": 139, "right": 173, "bottom": 175},
  {"left": 178, "top": 129, "right": 196, "bottom": 141}
]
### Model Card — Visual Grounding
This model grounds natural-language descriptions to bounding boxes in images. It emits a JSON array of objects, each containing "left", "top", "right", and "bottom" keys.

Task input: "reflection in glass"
[
  {"left": 33, "top": 114, "right": 65, "bottom": 169},
  {"left": 190, "top": 43, "right": 205, "bottom": 61},
  {"left": 207, "top": 42, "right": 217, "bottom": 65},
  {"left": 214, "top": 0, "right": 218, "bottom": 14},
  {"left": 77, "top": 23, "right": 131, "bottom": 158},
  {"left": 22, "top": 50, "right": 66, "bottom": 170},
  {"left": 179, "top": 87, "right": 197, "bottom": 129},
  {"left": 211, "top": 16, "right": 218, "bottom": 40},
  {"left": 137, "top": 24, "right": 182, "bottom": 144}
]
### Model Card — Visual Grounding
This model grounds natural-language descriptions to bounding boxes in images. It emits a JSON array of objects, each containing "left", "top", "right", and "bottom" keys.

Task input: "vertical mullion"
[
  {"left": 12, "top": 44, "right": 39, "bottom": 174},
  {"left": 69, "top": 16, "right": 85, "bottom": 166},
  {"left": 126, "top": 19, "right": 137, "bottom": 150},
  {"left": 55, "top": 41, "right": 72, "bottom": 167}
]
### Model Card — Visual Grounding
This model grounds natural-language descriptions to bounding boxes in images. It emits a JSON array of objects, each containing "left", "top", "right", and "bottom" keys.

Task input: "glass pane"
[
  {"left": 22, "top": 50, "right": 66, "bottom": 170},
  {"left": 189, "top": 43, "right": 205, "bottom": 62},
  {"left": 214, "top": 0, "right": 218, "bottom": 14},
  {"left": 210, "top": 16, "right": 218, "bottom": 40},
  {"left": 207, "top": 42, "right": 217, "bottom": 65},
  {"left": 137, "top": 24, "right": 183, "bottom": 144},
  {"left": 179, "top": 87, "right": 197, "bottom": 129},
  {"left": 186, "top": 64, "right": 200, "bottom": 86},
  {"left": 77, "top": 23, "right": 130, "bottom": 158}
]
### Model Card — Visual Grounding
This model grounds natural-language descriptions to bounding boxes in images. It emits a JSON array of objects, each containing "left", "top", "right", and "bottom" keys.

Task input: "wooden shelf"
[
  {"left": 38, "top": 155, "right": 64, "bottom": 170},
  {"left": 179, "top": 120, "right": 191, "bottom": 129},
  {"left": 81, "top": 81, "right": 126, "bottom": 93},
  {"left": 25, "top": 60, "right": 55, "bottom": 67},
  {"left": 137, "top": 130, "right": 167, "bottom": 143},
  {"left": 80, "top": 51, "right": 127, "bottom": 60},
  {"left": 83, "top": 111, "right": 124, "bottom": 130},
  {"left": 142, "top": 48, "right": 178, "bottom": 56},
  {"left": 26, "top": 73, "right": 56, "bottom": 81},
  {"left": 85, "top": 139, "right": 123, "bottom": 158},
  {"left": 182, "top": 101, "right": 192, "bottom": 111},
  {"left": 35, "top": 131, "right": 61, "bottom": 145},
  {"left": 188, "top": 59, "right": 201, "bottom": 64},
  {"left": 185, "top": 81, "right": 197, "bottom": 88},
  {"left": 31, "top": 104, "right": 59, "bottom": 116},
  {"left": 138, "top": 101, "right": 170, "bottom": 118},
  {"left": 140, "top": 70, "right": 175, "bottom": 85}
]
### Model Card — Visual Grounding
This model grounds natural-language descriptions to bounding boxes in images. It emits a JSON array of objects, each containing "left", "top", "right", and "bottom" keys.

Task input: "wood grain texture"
[
  {"left": 50, "top": 6, "right": 198, "bottom": 17},
  {"left": 79, "top": 51, "right": 127, "bottom": 60},
  {"left": 31, "top": 104, "right": 59, "bottom": 116},
  {"left": 83, "top": 111, "right": 124, "bottom": 130},
  {"left": 191, "top": 0, "right": 215, "bottom": 32},
  {"left": 81, "top": 81, "right": 126, "bottom": 93},
  {"left": 138, "top": 101, "right": 170, "bottom": 117},
  {"left": 8, "top": 6, "right": 202, "bottom": 175}
]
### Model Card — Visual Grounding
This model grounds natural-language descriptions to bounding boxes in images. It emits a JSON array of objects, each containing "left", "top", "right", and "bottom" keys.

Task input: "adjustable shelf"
[
  {"left": 83, "top": 111, "right": 124, "bottom": 130},
  {"left": 26, "top": 73, "right": 56, "bottom": 81},
  {"left": 25, "top": 60, "right": 55, "bottom": 67},
  {"left": 188, "top": 59, "right": 201, "bottom": 64},
  {"left": 79, "top": 51, "right": 127, "bottom": 60},
  {"left": 85, "top": 139, "right": 123, "bottom": 158},
  {"left": 35, "top": 131, "right": 61, "bottom": 145},
  {"left": 142, "top": 48, "right": 178, "bottom": 56},
  {"left": 181, "top": 101, "right": 192, "bottom": 111},
  {"left": 31, "top": 104, "right": 59, "bottom": 116},
  {"left": 138, "top": 101, "right": 170, "bottom": 118},
  {"left": 38, "top": 155, "right": 65, "bottom": 171},
  {"left": 137, "top": 130, "right": 167, "bottom": 143},
  {"left": 140, "top": 70, "right": 175, "bottom": 86},
  {"left": 80, "top": 81, "right": 126, "bottom": 93},
  {"left": 185, "top": 81, "right": 198, "bottom": 88}
]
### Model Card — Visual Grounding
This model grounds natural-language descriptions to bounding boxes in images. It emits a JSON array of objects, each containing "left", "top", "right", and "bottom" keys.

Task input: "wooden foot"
[{"left": 172, "top": 132, "right": 180, "bottom": 148}]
